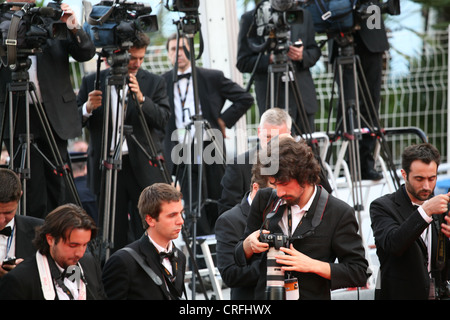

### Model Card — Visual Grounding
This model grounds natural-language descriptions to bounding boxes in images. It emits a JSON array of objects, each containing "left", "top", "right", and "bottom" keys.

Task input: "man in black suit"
[
  {"left": 0, "top": 168, "right": 43, "bottom": 278},
  {"left": 0, "top": 1, "right": 96, "bottom": 218},
  {"left": 0, "top": 203, "right": 105, "bottom": 300},
  {"left": 370, "top": 143, "right": 450, "bottom": 300},
  {"left": 77, "top": 33, "right": 171, "bottom": 251},
  {"left": 330, "top": 0, "right": 390, "bottom": 180},
  {"left": 102, "top": 183, "right": 186, "bottom": 300},
  {"left": 236, "top": 138, "right": 369, "bottom": 299},
  {"left": 216, "top": 161, "right": 271, "bottom": 299},
  {"left": 163, "top": 33, "right": 254, "bottom": 237},
  {"left": 236, "top": 2, "right": 321, "bottom": 134}
]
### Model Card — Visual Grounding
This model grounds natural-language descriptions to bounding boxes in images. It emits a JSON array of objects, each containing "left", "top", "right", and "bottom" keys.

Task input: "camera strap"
[
  {"left": 261, "top": 186, "right": 329, "bottom": 238},
  {"left": 121, "top": 247, "right": 163, "bottom": 286},
  {"left": 3, "top": 8, "right": 25, "bottom": 68},
  {"left": 85, "top": 4, "right": 115, "bottom": 26}
]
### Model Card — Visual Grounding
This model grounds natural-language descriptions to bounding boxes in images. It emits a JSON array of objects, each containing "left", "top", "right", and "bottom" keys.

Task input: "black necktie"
[
  {"left": 0, "top": 227, "right": 11, "bottom": 237},
  {"left": 176, "top": 73, "right": 191, "bottom": 81}
]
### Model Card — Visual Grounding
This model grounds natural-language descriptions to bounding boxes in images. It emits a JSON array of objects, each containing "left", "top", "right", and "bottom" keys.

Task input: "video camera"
[
  {"left": 0, "top": 1, "right": 67, "bottom": 70},
  {"left": 83, "top": 0, "right": 158, "bottom": 50},
  {"left": 248, "top": 0, "right": 303, "bottom": 55},
  {"left": 164, "top": 0, "right": 200, "bottom": 35},
  {"left": 300, "top": 0, "right": 400, "bottom": 35}
]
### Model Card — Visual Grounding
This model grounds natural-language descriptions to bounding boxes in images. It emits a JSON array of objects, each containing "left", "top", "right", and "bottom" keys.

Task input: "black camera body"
[
  {"left": 172, "top": 0, "right": 200, "bottom": 13},
  {"left": 260, "top": 232, "right": 289, "bottom": 250},
  {"left": 83, "top": 0, "right": 158, "bottom": 49},
  {"left": 0, "top": 1, "right": 67, "bottom": 69}
]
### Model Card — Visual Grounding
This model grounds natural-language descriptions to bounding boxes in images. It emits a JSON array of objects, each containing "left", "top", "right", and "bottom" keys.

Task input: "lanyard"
[
  {"left": 4, "top": 225, "right": 14, "bottom": 259},
  {"left": 176, "top": 77, "right": 191, "bottom": 122}
]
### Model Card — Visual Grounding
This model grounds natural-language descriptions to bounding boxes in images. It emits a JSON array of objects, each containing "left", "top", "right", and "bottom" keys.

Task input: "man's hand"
[
  {"left": 129, "top": 74, "right": 144, "bottom": 104},
  {"left": 0, "top": 258, "right": 24, "bottom": 278},
  {"left": 277, "top": 244, "right": 331, "bottom": 280},
  {"left": 86, "top": 90, "right": 102, "bottom": 114},
  {"left": 60, "top": 3, "right": 80, "bottom": 31},
  {"left": 243, "top": 230, "right": 270, "bottom": 260},
  {"left": 287, "top": 40, "right": 304, "bottom": 62},
  {"left": 217, "top": 117, "right": 227, "bottom": 138},
  {"left": 421, "top": 192, "right": 450, "bottom": 217}
]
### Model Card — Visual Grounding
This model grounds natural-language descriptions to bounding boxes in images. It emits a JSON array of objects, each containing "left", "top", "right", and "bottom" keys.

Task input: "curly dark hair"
[{"left": 261, "top": 137, "right": 321, "bottom": 186}]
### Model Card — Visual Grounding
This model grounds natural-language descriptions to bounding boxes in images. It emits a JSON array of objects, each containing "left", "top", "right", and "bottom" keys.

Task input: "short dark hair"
[
  {"left": 165, "top": 32, "right": 189, "bottom": 51},
  {"left": 0, "top": 168, "right": 21, "bottom": 203},
  {"left": 401, "top": 143, "right": 441, "bottom": 176},
  {"left": 33, "top": 204, "right": 97, "bottom": 256},
  {"left": 250, "top": 158, "right": 269, "bottom": 191},
  {"left": 133, "top": 32, "right": 151, "bottom": 49},
  {"left": 262, "top": 138, "right": 321, "bottom": 186},
  {"left": 138, "top": 183, "right": 183, "bottom": 228}
]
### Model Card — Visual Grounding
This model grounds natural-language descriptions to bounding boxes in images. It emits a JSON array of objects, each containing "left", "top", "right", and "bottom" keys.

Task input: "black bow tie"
[
  {"left": 159, "top": 251, "right": 176, "bottom": 263},
  {"left": 0, "top": 227, "right": 11, "bottom": 237},
  {"left": 176, "top": 73, "right": 191, "bottom": 81}
]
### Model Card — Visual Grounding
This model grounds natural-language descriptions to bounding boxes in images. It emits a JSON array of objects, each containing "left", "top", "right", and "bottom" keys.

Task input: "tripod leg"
[{"left": 28, "top": 86, "right": 82, "bottom": 207}]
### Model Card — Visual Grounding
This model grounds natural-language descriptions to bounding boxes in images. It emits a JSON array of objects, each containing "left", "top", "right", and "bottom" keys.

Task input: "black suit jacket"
[
  {"left": 236, "top": 8, "right": 320, "bottom": 131},
  {"left": 14, "top": 215, "right": 43, "bottom": 259},
  {"left": 235, "top": 187, "right": 369, "bottom": 299},
  {"left": 0, "top": 252, "right": 105, "bottom": 300},
  {"left": 162, "top": 67, "right": 254, "bottom": 175},
  {"left": 77, "top": 68, "right": 171, "bottom": 195},
  {"left": 0, "top": 28, "right": 95, "bottom": 141},
  {"left": 370, "top": 185, "right": 450, "bottom": 299},
  {"left": 218, "top": 146, "right": 256, "bottom": 214},
  {"left": 215, "top": 193, "right": 260, "bottom": 299},
  {"left": 102, "top": 235, "right": 186, "bottom": 300}
]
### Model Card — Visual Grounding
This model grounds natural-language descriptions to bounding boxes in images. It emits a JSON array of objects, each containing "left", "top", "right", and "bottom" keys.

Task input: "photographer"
[
  {"left": 370, "top": 143, "right": 450, "bottom": 299},
  {"left": 329, "top": 0, "right": 391, "bottom": 180},
  {"left": 77, "top": 32, "right": 171, "bottom": 253},
  {"left": 0, "top": 0, "right": 96, "bottom": 218},
  {"left": 235, "top": 138, "right": 369, "bottom": 299},
  {"left": 236, "top": 0, "right": 321, "bottom": 133}
]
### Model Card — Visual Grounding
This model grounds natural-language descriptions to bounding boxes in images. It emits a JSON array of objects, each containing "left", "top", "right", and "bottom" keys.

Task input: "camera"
[
  {"left": 164, "top": 0, "right": 201, "bottom": 35},
  {"left": 301, "top": 0, "right": 400, "bottom": 35},
  {"left": 260, "top": 232, "right": 289, "bottom": 300},
  {"left": 249, "top": 0, "right": 303, "bottom": 55},
  {"left": 260, "top": 232, "right": 288, "bottom": 249},
  {"left": 171, "top": 0, "right": 200, "bottom": 13},
  {"left": 83, "top": 0, "right": 158, "bottom": 50},
  {"left": 0, "top": 1, "right": 68, "bottom": 70}
]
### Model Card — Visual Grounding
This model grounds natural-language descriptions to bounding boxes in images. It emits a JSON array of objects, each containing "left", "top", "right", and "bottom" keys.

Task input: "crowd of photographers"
[{"left": 0, "top": 0, "right": 449, "bottom": 301}]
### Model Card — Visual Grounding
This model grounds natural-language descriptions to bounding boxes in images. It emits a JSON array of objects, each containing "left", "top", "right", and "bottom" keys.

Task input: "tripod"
[
  {"left": 326, "top": 32, "right": 400, "bottom": 217},
  {"left": 170, "top": 21, "right": 227, "bottom": 298},
  {"left": 0, "top": 56, "right": 81, "bottom": 216},
  {"left": 260, "top": 44, "right": 333, "bottom": 194},
  {"left": 266, "top": 48, "right": 314, "bottom": 137}
]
